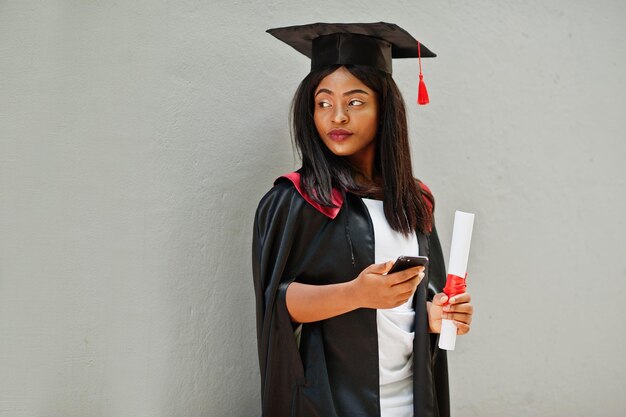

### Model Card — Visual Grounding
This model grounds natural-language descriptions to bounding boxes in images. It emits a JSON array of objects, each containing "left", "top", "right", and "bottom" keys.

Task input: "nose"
[{"left": 332, "top": 106, "right": 349, "bottom": 124}]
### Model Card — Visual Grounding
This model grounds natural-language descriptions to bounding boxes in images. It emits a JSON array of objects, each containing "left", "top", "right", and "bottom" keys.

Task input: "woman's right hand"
[
  {"left": 286, "top": 261, "right": 425, "bottom": 323},
  {"left": 352, "top": 261, "right": 425, "bottom": 309}
]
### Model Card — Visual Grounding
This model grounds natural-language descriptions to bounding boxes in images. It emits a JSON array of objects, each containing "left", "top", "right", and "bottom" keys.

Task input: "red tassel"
[
  {"left": 418, "top": 74, "right": 429, "bottom": 105},
  {"left": 417, "top": 41, "right": 430, "bottom": 105}
]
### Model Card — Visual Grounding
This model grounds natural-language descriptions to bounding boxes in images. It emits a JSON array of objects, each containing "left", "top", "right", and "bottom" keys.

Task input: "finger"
[
  {"left": 389, "top": 272, "right": 424, "bottom": 287},
  {"left": 395, "top": 273, "right": 423, "bottom": 291},
  {"left": 443, "top": 312, "right": 472, "bottom": 325},
  {"left": 395, "top": 287, "right": 418, "bottom": 304},
  {"left": 388, "top": 266, "right": 424, "bottom": 285},
  {"left": 395, "top": 291, "right": 413, "bottom": 304},
  {"left": 453, "top": 320, "right": 471, "bottom": 335},
  {"left": 393, "top": 276, "right": 421, "bottom": 294},
  {"left": 432, "top": 292, "right": 448, "bottom": 306},
  {"left": 443, "top": 303, "right": 473, "bottom": 314},
  {"left": 368, "top": 261, "right": 394, "bottom": 275},
  {"left": 448, "top": 292, "right": 471, "bottom": 305},
  {"left": 389, "top": 267, "right": 422, "bottom": 285}
]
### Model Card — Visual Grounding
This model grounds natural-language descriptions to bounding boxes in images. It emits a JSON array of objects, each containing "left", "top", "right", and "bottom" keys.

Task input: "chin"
[
  {"left": 325, "top": 146, "right": 354, "bottom": 157},
  {"left": 320, "top": 140, "right": 349, "bottom": 155}
]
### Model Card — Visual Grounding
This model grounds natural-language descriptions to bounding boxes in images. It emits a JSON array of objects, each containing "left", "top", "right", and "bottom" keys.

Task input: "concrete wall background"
[{"left": 1, "top": 1, "right": 625, "bottom": 416}]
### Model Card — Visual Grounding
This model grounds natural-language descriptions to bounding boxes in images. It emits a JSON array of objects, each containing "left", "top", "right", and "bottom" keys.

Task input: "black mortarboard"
[
  {"left": 267, "top": 22, "right": 436, "bottom": 104},
  {"left": 266, "top": 22, "right": 435, "bottom": 75}
]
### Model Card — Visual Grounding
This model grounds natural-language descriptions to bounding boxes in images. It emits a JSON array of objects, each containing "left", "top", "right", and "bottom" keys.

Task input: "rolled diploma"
[{"left": 438, "top": 210, "right": 474, "bottom": 351}]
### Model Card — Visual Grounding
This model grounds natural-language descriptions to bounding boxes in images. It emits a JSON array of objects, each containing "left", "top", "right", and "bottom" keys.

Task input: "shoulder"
[
  {"left": 255, "top": 178, "right": 299, "bottom": 219},
  {"left": 253, "top": 179, "right": 302, "bottom": 244},
  {"left": 257, "top": 171, "right": 343, "bottom": 219}
]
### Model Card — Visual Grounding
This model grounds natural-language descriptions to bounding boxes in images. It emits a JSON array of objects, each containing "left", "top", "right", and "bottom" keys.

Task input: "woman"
[{"left": 253, "top": 22, "right": 473, "bottom": 417}]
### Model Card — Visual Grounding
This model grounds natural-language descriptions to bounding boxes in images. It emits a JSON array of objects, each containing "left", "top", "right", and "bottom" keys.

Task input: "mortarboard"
[{"left": 266, "top": 22, "right": 436, "bottom": 104}]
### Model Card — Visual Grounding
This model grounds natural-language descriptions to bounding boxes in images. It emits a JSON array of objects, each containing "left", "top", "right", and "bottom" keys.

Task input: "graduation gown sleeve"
[{"left": 252, "top": 181, "right": 306, "bottom": 417}]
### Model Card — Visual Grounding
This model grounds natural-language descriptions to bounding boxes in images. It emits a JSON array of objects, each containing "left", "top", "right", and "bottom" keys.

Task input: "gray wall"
[{"left": 1, "top": 1, "right": 625, "bottom": 416}]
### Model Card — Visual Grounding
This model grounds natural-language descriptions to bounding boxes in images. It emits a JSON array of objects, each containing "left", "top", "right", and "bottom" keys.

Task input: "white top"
[{"left": 362, "top": 198, "right": 418, "bottom": 417}]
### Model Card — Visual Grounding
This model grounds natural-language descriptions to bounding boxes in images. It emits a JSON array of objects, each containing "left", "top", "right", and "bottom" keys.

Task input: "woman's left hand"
[{"left": 427, "top": 292, "right": 473, "bottom": 335}]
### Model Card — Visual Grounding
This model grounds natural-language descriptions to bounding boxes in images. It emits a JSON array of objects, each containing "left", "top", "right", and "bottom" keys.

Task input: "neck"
[
  {"left": 346, "top": 142, "right": 376, "bottom": 184},
  {"left": 347, "top": 162, "right": 382, "bottom": 193},
  {"left": 348, "top": 161, "right": 376, "bottom": 186}
]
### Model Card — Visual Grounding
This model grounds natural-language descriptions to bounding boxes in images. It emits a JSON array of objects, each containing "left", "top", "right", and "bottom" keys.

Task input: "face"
[{"left": 313, "top": 66, "right": 379, "bottom": 170}]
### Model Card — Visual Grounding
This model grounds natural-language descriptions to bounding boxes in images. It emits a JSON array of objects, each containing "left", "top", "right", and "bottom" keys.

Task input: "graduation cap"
[{"left": 267, "top": 22, "right": 436, "bottom": 105}]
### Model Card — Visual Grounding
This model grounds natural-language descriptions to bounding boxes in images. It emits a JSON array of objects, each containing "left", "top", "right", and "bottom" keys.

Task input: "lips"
[{"left": 327, "top": 129, "right": 353, "bottom": 142}]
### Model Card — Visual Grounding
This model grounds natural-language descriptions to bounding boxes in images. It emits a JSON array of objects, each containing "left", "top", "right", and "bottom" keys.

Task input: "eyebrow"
[{"left": 314, "top": 88, "right": 370, "bottom": 97}]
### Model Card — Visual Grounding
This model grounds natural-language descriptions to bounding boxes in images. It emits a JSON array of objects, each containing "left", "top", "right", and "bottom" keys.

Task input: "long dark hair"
[{"left": 290, "top": 64, "right": 433, "bottom": 235}]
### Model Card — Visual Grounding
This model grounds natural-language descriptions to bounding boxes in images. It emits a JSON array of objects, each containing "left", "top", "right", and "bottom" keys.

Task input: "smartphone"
[{"left": 386, "top": 255, "right": 429, "bottom": 274}]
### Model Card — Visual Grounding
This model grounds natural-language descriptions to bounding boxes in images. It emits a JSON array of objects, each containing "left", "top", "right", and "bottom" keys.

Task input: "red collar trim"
[
  {"left": 417, "top": 181, "right": 434, "bottom": 213},
  {"left": 277, "top": 173, "right": 433, "bottom": 222},
  {"left": 277, "top": 172, "right": 344, "bottom": 219}
]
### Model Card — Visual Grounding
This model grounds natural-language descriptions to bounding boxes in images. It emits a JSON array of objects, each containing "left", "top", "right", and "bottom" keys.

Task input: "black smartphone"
[{"left": 387, "top": 255, "right": 429, "bottom": 274}]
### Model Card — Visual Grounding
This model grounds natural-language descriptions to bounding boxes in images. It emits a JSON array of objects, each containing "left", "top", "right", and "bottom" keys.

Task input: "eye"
[
  {"left": 348, "top": 99, "right": 364, "bottom": 106},
  {"left": 317, "top": 101, "right": 332, "bottom": 108}
]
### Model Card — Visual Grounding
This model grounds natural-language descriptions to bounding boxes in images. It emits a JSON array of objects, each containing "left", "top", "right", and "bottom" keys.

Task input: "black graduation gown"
[{"left": 252, "top": 175, "right": 450, "bottom": 417}]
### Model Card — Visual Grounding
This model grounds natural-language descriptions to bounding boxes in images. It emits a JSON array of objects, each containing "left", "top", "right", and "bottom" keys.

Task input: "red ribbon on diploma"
[{"left": 443, "top": 273, "right": 467, "bottom": 301}]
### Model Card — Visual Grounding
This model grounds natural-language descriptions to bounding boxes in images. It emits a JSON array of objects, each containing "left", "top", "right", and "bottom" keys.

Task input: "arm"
[{"left": 286, "top": 261, "right": 426, "bottom": 323}]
